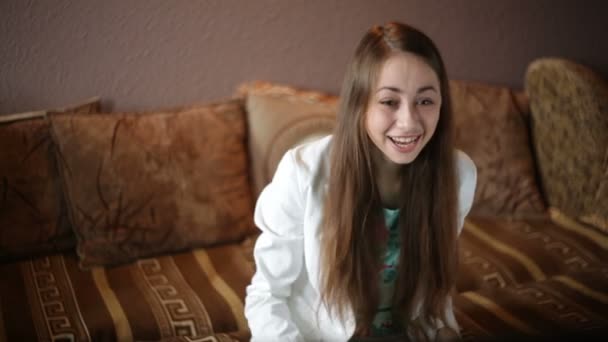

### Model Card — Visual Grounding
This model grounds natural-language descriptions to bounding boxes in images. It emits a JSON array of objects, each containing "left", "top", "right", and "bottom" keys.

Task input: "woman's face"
[{"left": 365, "top": 52, "right": 441, "bottom": 167}]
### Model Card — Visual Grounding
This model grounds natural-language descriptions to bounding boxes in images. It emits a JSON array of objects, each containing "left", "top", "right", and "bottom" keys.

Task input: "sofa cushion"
[
  {"left": 0, "top": 98, "right": 100, "bottom": 261},
  {"left": 525, "top": 58, "right": 608, "bottom": 234},
  {"left": 457, "top": 216, "right": 607, "bottom": 292},
  {"left": 0, "top": 243, "right": 253, "bottom": 341},
  {"left": 451, "top": 80, "right": 546, "bottom": 218},
  {"left": 49, "top": 100, "right": 255, "bottom": 267},
  {"left": 237, "top": 81, "right": 338, "bottom": 197}
]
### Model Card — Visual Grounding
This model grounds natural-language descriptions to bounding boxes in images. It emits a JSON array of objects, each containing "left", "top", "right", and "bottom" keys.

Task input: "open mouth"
[{"left": 388, "top": 135, "right": 421, "bottom": 148}]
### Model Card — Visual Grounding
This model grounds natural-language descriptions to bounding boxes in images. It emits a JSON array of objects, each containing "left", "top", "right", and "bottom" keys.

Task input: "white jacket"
[{"left": 245, "top": 135, "right": 477, "bottom": 341}]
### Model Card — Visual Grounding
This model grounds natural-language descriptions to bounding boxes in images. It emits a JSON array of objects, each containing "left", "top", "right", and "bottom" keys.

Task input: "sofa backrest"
[{"left": 240, "top": 80, "right": 546, "bottom": 219}]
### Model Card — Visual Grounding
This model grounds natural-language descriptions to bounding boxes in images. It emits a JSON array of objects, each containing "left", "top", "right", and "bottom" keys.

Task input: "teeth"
[{"left": 391, "top": 136, "right": 419, "bottom": 144}]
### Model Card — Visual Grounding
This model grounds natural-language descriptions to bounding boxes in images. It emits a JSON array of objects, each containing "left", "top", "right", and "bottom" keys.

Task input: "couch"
[{"left": 0, "top": 57, "right": 606, "bottom": 341}]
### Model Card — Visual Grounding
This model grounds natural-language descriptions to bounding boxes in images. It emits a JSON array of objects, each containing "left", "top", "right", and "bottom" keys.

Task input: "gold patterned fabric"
[
  {"left": 0, "top": 244, "right": 253, "bottom": 341},
  {"left": 526, "top": 58, "right": 608, "bottom": 233}
]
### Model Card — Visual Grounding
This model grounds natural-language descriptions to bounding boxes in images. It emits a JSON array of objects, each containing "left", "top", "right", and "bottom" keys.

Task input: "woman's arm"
[{"left": 245, "top": 150, "right": 306, "bottom": 342}]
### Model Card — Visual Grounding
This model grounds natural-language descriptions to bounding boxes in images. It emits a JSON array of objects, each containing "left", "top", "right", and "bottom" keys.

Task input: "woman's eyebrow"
[
  {"left": 376, "top": 86, "right": 402, "bottom": 93},
  {"left": 376, "top": 85, "right": 438, "bottom": 94},
  {"left": 417, "top": 85, "right": 438, "bottom": 94}
]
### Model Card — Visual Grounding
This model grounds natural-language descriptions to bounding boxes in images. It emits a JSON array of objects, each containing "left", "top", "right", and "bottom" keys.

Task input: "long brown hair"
[{"left": 320, "top": 22, "right": 458, "bottom": 337}]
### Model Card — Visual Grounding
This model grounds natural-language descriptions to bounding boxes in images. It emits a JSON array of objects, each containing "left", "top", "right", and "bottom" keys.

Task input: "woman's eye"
[
  {"left": 380, "top": 99, "right": 399, "bottom": 107},
  {"left": 417, "top": 98, "right": 434, "bottom": 106}
]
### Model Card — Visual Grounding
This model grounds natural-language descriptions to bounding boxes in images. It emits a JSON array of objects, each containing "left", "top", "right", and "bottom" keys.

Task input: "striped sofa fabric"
[
  {"left": 0, "top": 242, "right": 254, "bottom": 341},
  {"left": 2, "top": 213, "right": 606, "bottom": 341},
  {"left": 456, "top": 214, "right": 608, "bottom": 340}
]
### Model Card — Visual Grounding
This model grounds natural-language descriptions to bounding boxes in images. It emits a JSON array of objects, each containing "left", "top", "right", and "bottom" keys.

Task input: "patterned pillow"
[
  {"left": 451, "top": 80, "right": 546, "bottom": 218},
  {"left": 237, "top": 81, "right": 338, "bottom": 197},
  {"left": 49, "top": 99, "right": 255, "bottom": 267},
  {"left": 525, "top": 58, "right": 608, "bottom": 233},
  {"left": 0, "top": 98, "right": 100, "bottom": 261}
]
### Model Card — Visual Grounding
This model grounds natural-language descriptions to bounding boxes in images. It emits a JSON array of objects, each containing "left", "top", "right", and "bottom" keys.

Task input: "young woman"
[{"left": 245, "top": 22, "right": 477, "bottom": 341}]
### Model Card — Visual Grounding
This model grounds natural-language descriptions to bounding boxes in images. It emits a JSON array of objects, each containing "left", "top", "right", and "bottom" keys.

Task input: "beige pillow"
[
  {"left": 237, "top": 81, "right": 339, "bottom": 197},
  {"left": 50, "top": 99, "right": 255, "bottom": 267},
  {"left": 0, "top": 98, "right": 100, "bottom": 261},
  {"left": 526, "top": 58, "right": 608, "bottom": 233}
]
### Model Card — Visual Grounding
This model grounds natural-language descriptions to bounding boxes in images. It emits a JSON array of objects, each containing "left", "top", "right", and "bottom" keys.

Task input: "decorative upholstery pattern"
[
  {"left": 0, "top": 98, "right": 100, "bottom": 261},
  {"left": 457, "top": 216, "right": 607, "bottom": 292},
  {"left": 457, "top": 214, "right": 608, "bottom": 340},
  {"left": 525, "top": 58, "right": 608, "bottom": 233},
  {"left": 0, "top": 244, "right": 253, "bottom": 341},
  {"left": 450, "top": 80, "right": 546, "bottom": 218},
  {"left": 237, "top": 81, "right": 338, "bottom": 197},
  {"left": 456, "top": 268, "right": 608, "bottom": 341},
  {"left": 49, "top": 100, "right": 255, "bottom": 267}
]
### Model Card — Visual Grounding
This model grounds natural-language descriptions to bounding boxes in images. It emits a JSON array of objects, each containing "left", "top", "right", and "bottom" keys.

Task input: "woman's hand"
[{"left": 435, "top": 327, "right": 460, "bottom": 342}]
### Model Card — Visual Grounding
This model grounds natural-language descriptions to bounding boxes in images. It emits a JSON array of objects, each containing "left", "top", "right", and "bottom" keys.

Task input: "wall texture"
[{"left": 1, "top": 0, "right": 607, "bottom": 114}]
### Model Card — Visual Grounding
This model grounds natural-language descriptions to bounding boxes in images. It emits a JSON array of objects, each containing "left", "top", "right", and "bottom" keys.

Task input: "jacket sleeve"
[
  {"left": 245, "top": 149, "right": 306, "bottom": 342},
  {"left": 456, "top": 150, "right": 477, "bottom": 236}
]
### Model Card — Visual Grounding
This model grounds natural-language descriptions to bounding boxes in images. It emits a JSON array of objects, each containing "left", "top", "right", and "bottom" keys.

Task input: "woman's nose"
[{"left": 395, "top": 103, "right": 420, "bottom": 127}]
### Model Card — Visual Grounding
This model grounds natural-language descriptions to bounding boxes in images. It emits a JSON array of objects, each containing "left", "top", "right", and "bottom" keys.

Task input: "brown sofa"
[{"left": 0, "top": 58, "right": 606, "bottom": 341}]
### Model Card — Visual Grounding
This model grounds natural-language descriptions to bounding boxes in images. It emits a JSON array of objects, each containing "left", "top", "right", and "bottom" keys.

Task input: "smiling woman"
[{"left": 245, "top": 22, "right": 477, "bottom": 341}]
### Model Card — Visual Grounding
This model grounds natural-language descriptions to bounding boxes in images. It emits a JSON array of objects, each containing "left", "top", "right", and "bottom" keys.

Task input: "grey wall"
[{"left": 1, "top": 0, "right": 607, "bottom": 114}]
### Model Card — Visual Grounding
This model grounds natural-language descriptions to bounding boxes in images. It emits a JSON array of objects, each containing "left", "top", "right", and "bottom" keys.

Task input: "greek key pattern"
[
  {"left": 514, "top": 283, "right": 603, "bottom": 331},
  {"left": 461, "top": 248, "right": 513, "bottom": 288},
  {"left": 510, "top": 221, "right": 598, "bottom": 269},
  {"left": 137, "top": 258, "right": 213, "bottom": 337},
  {"left": 23, "top": 256, "right": 89, "bottom": 341}
]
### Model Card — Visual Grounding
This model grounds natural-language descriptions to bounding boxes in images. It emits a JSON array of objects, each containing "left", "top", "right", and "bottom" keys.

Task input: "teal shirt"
[{"left": 371, "top": 208, "right": 401, "bottom": 336}]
